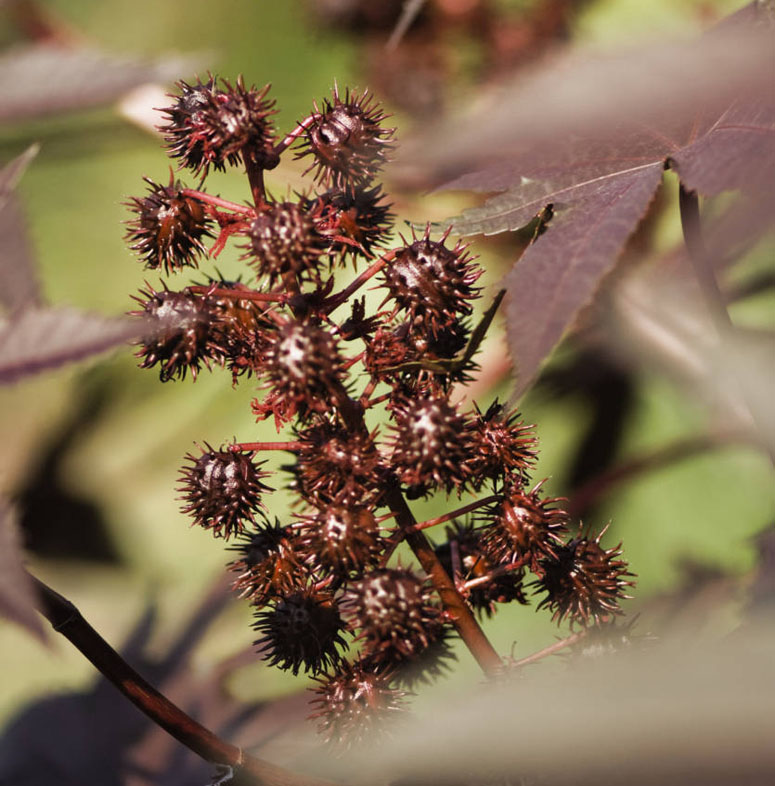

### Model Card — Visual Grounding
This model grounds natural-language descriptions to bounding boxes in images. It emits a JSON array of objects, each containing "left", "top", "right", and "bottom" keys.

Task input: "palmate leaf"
[{"left": 406, "top": 2, "right": 774, "bottom": 398}]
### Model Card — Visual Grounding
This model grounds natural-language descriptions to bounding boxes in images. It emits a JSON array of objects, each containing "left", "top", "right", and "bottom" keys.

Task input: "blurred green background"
[{"left": 0, "top": 0, "right": 771, "bottom": 748}]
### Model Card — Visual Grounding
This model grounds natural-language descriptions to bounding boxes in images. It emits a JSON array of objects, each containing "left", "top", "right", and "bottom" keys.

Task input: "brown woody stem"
[
  {"left": 189, "top": 285, "right": 287, "bottom": 303},
  {"left": 331, "top": 384, "right": 502, "bottom": 675},
  {"left": 234, "top": 441, "right": 300, "bottom": 452},
  {"left": 30, "top": 574, "right": 341, "bottom": 786}
]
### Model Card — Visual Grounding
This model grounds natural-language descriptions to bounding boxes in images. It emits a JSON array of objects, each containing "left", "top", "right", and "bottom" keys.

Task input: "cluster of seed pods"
[{"left": 125, "top": 75, "right": 633, "bottom": 744}]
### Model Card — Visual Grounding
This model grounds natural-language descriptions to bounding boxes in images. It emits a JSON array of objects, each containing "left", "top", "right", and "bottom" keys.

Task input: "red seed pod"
[
  {"left": 253, "top": 589, "right": 348, "bottom": 676},
  {"left": 342, "top": 568, "right": 440, "bottom": 660},
  {"left": 381, "top": 226, "right": 481, "bottom": 336},
  {"left": 297, "top": 86, "right": 395, "bottom": 188},
  {"left": 244, "top": 201, "right": 328, "bottom": 285},
  {"left": 177, "top": 446, "right": 272, "bottom": 538},
  {"left": 124, "top": 177, "right": 213, "bottom": 274},
  {"left": 262, "top": 319, "right": 346, "bottom": 418},
  {"left": 227, "top": 519, "right": 304, "bottom": 604},
  {"left": 298, "top": 505, "right": 383, "bottom": 576},
  {"left": 388, "top": 390, "right": 469, "bottom": 493},
  {"left": 482, "top": 483, "right": 569, "bottom": 570},
  {"left": 534, "top": 527, "right": 635, "bottom": 627},
  {"left": 463, "top": 401, "right": 538, "bottom": 490},
  {"left": 292, "top": 418, "right": 384, "bottom": 507},
  {"left": 305, "top": 184, "right": 394, "bottom": 259},
  {"left": 309, "top": 659, "right": 408, "bottom": 747},
  {"left": 159, "top": 76, "right": 278, "bottom": 176},
  {"left": 391, "top": 623, "right": 457, "bottom": 689},
  {"left": 131, "top": 284, "right": 217, "bottom": 381}
]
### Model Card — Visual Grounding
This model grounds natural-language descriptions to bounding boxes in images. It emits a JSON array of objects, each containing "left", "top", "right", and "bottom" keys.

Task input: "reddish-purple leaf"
[
  {"left": 671, "top": 96, "right": 775, "bottom": 197},
  {"left": 0, "top": 501, "right": 46, "bottom": 642},
  {"left": 505, "top": 163, "right": 664, "bottom": 399},
  {"left": 0, "top": 307, "right": 143, "bottom": 384},
  {"left": 0, "top": 196, "right": 43, "bottom": 312},
  {"left": 0, "top": 145, "right": 39, "bottom": 213}
]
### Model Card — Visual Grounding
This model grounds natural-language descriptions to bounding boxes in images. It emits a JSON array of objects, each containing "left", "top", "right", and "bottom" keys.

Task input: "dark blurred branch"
[
  {"left": 567, "top": 431, "right": 747, "bottom": 518},
  {"left": 678, "top": 184, "right": 731, "bottom": 332},
  {"left": 30, "top": 573, "right": 342, "bottom": 786}
]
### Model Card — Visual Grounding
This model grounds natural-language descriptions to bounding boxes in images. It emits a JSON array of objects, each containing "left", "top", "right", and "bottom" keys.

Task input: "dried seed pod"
[
  {"left": 227, "top": 519, "right": 304, "bottom": 604},
  {"left": 534, "top": 527, "right": 634, "bottom": 627},
  {"left": 482, "top": 483, "right": 569, "bottom": 570},
  {"left": 253, "top": 590, "right": 347, "bottom": 675},
  {"left": 309, "top": 659, "right": 407, "bottom": 746},
  {"left": 131, "top": 284, "right": 216, "bottom": 381},
  {"left": 178, "top": 446, "right": 271, "bottom": 538},
  {"left": 124, "top": 177, "right": 213, "bottom": 274},
  {"left": 298, "top": 505, "right": 383, "bottom": 576},
  {"left": 388, "top": 391, "right": 469, "bottom": 493},
  {"left": 159, "top": 76, "right": 277, "bottom": 176},
  {"left": 381, "top": 227, "right": 481, "bottom": 336},
  {"left": 463, "top": 401, "right": 538, "bottom": 490},
  {"left": 391, "top": 624, "right": 457, "bottom": 689},
  {"left": 262, "top": 320, "right": 346, "bottom": 418},
  {"left": 342, "top": 568, "right": 440, "bottom": 661},
  {"left": 297, "top": 86, "right": 394, "bottom": 188},
  {"left": 244, "top": 201, "right": 328, "bottom": 285}
]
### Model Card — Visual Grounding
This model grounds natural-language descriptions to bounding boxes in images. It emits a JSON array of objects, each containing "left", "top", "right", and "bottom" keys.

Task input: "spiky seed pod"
[
  {"left": 177, "top": 446, "right": 271, "bottom": 538},
  {"left": 298, "top": 506, "right": 383, "bottom": 576},
  {"left": 309, "top": 659, "right": 408, "bottom": 747},
  {"left": 534, "top": 528, "right": 634, "bottom": 627},
  {"left": 297, "top": 86, "right": 394, "bottom": 189},
  {"left": 291, "top": 419, "right": 384, "bottom": 507},
  {"left": 435, "top": 522, "right": 527, "bottom": 618},
  {"left": 570, "top": 617, "right": 641, "bottom": 660},
  {"left": 463, "top": 401, "right": 538, "bottom": 490},
  {"left": 131, "top": 285, "right": 217, "bottom": 381},
  {"left": 227, "top": 519, "right": 305, "bottom": 604},
  {"left": 342, "top": 568, "right": 440, "bottom": 662},
  {"left": 306, "top": 185, "right": 394, "bottom": 259},
  {"left": 244, "top": 201, "right": 328, "bottom": 285},
  {"left": 381, "top": 227, "right": 482, "bottom": 336},
  {"left": 482, "top": 484, "right": 569, "bottom": 570},
  {"left": 391, "top": 624, "right": 457, "bottom": 689},
  {"left": 262, "top": 320, "right": 346, "bottom": 418},
  {"left": 388, "top": 391, "right": 470, "bottom": 493},
  {"left": 253, "top": 590, "right": 347, "bottom": 676},
  {"left": 159, "top": 76, "right": 278, "bottom": 176},
  {"left": 124, "top": 177, "right": 213, "bottom": 274}
]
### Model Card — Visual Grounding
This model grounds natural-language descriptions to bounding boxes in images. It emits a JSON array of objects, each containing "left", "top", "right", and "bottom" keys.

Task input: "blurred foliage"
[{"left": 0, "top": 0, "right": 772, "bottom": 775}]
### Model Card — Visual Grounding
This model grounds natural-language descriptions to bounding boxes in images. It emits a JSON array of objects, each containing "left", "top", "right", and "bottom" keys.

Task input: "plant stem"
[
  {"left": 409, "top": 496, "right": 499, "bottom": 534},
  {"left": 189, "top": 285, "right": 287, "bottom": 303},
  {"left": 511, "top": 631, "right": 586, "bottom": 669},
  {"left": 331, "top": 385, "right": 502, "bottom": 675},
  {"left": 323, "top": 252, "right": 395, "bottom": 312},
  {"left": 181, "top": 189, "right": 255, "bottom": 215},
  {"left": 30, "top": 574, "right": 341, "bottom": 786},
  {"left": 273, "top": 115, "right": 319, "bottom": 156},
  {"left": 233, "top": 441, "right": 300, "bottom": 452}
]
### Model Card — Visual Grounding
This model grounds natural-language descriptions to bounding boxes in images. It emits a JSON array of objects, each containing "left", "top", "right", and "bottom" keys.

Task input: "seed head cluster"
[{"left": 126, "top": 75, "right": 634, "bottom": 747}]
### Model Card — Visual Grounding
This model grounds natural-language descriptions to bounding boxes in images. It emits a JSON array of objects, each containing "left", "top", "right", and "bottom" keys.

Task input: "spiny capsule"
[
  {"left": 124, "top": 177, "right": 212, "bottom": 274},
  {"left": 534, "top": 527, "right": 634, "bottom": 627},
  {"left": 253, "top": 590, "right": 347, "bottom": 676},
  {"left": 177, "top": 446, "right": 272, "bottom": 538},
  {"left": 381, "top": 227, "right": 481, "bottom": 337},
  {"left": 296, "top": 86, "right": 394, "bottom": 188}
]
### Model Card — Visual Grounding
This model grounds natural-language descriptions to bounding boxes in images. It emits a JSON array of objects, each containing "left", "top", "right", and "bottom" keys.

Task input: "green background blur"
[{"left": 0, "top": 0, "right": 771, "bottom": 736}]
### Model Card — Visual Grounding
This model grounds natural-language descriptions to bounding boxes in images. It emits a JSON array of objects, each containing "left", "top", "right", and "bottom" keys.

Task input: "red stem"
[
  {"left": 510, "top": 631, "right": 586, "bottom": 669},
  {"left": 189, "top": 285, "right": 287, "bottom": 303},
  {"left": 323, "top": 251, "right": 395, "bottom": 312},
  {"left": 409, "top": 496, "right": 499, "bottom": 534},
  {"left": 180, "top": 189, "right": 255, "bottom": 215},
  {"left": 233, "top": 441, "right": 300, "bottom": 452},
  {"left": 273, "top": 114, "right": 319, "bottom": 156}
]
